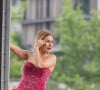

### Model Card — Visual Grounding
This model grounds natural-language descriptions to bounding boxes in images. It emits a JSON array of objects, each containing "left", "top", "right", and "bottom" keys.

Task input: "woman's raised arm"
[{"left": 10, "top": 44, "right": 29, "bottom": 60}]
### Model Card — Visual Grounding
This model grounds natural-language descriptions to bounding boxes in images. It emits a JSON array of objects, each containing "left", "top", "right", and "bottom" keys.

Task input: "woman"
[{"left": 11, "top": 29, "right": 56, "bottom": 90}]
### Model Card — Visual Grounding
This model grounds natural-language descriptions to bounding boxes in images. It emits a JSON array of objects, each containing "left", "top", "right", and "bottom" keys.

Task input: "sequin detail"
[{"left": 12, "top": 61, "right": 51, "bottom": 90}]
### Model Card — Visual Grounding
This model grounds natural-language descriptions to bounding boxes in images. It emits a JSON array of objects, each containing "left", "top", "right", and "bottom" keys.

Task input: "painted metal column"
[
  {"left": 0, "top": 0, "right": 3, "bottom": 89},
  {"left": 1, "top": 0, "right": 10, "bottom": 90}
]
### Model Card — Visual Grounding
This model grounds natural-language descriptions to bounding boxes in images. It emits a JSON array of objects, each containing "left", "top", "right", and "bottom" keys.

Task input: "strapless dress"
[{"left": 12, "top": 61, "right": 51, "bottom": 90}]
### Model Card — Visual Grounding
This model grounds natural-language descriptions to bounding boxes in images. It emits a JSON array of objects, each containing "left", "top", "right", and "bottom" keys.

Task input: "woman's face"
[{"left": 42, "top": 35, "right": 54, "bottom": 52}]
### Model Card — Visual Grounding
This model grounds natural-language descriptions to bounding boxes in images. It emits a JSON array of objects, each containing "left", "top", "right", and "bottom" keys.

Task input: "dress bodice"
[{"left": 12, "top": 61, "right": 51, "bottom": 90}]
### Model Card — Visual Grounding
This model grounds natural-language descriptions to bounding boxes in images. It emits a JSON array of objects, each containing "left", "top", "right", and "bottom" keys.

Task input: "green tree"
[
  {"left": 10, "top": 0, "right": 27, "bottom": 78},
  {"left": 52, "top": 0, "right": 100, "bottom": 90},
  {"left": 11, "top": 0, "right": 27, "bottom": 22}
]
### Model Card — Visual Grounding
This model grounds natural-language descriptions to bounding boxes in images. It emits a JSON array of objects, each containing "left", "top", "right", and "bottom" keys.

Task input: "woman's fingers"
[
  {"left": 38, "top": 40, "right": 44, "bottom": 45},
  {"left": 35, "top": 39, "right": 44, "bottom": 48}
]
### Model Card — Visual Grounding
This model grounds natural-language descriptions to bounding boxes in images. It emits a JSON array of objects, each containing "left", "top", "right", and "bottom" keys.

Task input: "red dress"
[{"left": 12, "top": 61, "right": 51, "bottom": 90}]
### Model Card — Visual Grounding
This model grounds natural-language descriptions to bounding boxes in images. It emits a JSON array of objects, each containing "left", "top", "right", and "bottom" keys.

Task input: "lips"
[{"left": 47, "top": 48, "right": 51, "bottom": 50}]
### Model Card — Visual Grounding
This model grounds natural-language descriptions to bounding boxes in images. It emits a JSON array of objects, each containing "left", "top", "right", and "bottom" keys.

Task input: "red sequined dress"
[{"left": 12, "top": 61, "right": 51, "bottom": 90}]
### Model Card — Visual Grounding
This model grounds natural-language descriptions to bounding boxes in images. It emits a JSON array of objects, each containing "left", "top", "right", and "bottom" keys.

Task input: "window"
[
  {"left": 23, "top": 9, "right": 27, "bottom": 20},
  {"left": 36, "top": 0, "right": 43, "bottom": 19},
  {"left": 35, "top": 23, "right": 43, "bottom": 31},
  {"left": 46, "top": 0, "right": 50, "bottom": 17},
  {"left": 80, "top": 0, "right": 90, "bottom": 14},
  {"left": 36, "top": 0, "right": 39, "bottom": 18},
  {"left": 45, "top": 22, "right": 50, "bottom": 29},
  {"left": 40, "top": 0, "right": 43, "bottom": 18},
  {"left": 74, "top": 0, "right": 90, "bottom": 14},
  {"left": 12, "top": 0, "right": 17, "bottom": 6},
  {"left": 11, "top": 0, "right": 22, "bottom": 6}
]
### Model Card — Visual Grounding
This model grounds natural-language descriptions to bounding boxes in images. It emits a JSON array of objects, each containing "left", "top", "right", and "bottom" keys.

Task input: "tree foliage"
[
  {"left": 51, "top": 0, "right": 100, "bottom": 90},
  {"left": 11, "top": 1, "right": 27, "bottom": 22}
]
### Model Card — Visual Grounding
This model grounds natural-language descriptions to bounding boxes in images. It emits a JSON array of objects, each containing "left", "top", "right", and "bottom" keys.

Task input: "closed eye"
[{"left": 46, "top": 40, "right": 54, "bottom": 43}]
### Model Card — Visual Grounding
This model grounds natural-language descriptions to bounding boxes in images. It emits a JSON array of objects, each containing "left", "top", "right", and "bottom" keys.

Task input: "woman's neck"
[{"left": 39, "top": 49, "right": 49, "bottom": 57}]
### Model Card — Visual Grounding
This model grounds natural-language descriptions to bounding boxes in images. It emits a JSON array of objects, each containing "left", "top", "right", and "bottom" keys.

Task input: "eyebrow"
[{"left": 45, "top": 39, "right": 54, "bottom": 41}]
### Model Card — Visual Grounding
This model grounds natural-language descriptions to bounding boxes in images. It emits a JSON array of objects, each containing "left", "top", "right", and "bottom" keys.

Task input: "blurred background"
[{"left": 10, "top": 0, "right": 100, "bottom": 90}]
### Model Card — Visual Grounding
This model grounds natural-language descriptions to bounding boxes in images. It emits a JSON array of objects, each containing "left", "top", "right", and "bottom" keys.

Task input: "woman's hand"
[{"left": 35, "top": 39, "right": 44, "bottom": 48}]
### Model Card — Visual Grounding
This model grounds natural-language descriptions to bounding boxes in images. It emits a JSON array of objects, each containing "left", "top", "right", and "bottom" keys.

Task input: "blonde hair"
[{"left": 35, "top": 29, "right": 53, "bottom": 41}]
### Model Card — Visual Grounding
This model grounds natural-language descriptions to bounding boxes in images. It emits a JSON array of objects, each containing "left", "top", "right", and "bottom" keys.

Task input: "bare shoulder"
[
  {"left": 48, "top": 54, "right": 56, "bottom": 58},
  {"left": 48, "top": 54, "right": 56, "bottom": 71},
  {"left": 50, "top": 54, "right": 56, "bottom": 59},
  {"left": 48, "top": 54, "right": 57, "bottom": 63}
]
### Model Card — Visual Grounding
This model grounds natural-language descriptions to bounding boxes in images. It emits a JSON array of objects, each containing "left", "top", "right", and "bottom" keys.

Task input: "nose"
[{"left": 49, "top": 42, "right": 53, "bottom": 47}]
